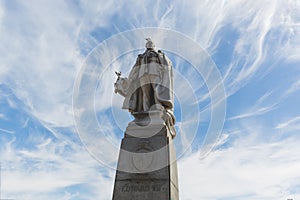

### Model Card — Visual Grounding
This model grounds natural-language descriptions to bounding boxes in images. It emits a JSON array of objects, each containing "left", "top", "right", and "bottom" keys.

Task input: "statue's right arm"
[
  {"left": 115, "top": 57, "right": 140, "bottom": 97},
  {"left": 114, "top": 77, "right": 129, "bottom": 97}
]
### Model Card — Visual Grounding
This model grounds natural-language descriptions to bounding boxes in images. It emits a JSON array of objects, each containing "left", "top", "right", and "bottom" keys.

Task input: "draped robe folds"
[
  {"left": 121, "top": 50, "right": 174, "bottom": 114},
  {"left": 114, "top": 49, "right": 176, "bottom": 137}
]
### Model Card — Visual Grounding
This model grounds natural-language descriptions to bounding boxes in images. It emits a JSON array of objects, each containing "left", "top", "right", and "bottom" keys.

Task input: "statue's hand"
[{"left": 114, "top": 77, "right": 129, "bottom": 97}]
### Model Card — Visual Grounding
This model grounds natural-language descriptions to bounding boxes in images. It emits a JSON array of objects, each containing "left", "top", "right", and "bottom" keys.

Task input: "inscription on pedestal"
[
  {"left": 113, "top": 180, "right": 169, "bottom": 199},
  {"left": 121, "top": 183, "right": 167, "bottom": 193}
]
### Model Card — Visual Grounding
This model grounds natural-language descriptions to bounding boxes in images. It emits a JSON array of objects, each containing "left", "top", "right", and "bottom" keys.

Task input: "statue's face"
[{"left": 145, "top": 41, "right": 155, "bottom": 49}]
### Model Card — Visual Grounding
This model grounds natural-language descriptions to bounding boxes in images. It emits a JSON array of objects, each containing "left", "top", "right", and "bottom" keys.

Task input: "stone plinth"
[{"left": 112, "top": 112, "right": 179, "bottom": 200}]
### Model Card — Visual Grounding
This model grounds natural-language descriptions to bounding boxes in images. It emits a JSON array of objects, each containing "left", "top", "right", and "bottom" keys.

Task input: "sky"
[{"left": 1, "top": 0, "right": 300, "bottom": 199}]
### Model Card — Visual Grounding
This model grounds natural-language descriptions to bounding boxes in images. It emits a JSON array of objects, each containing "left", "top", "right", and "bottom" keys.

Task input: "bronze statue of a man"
[{"left": 114, "top": 39, "right": 175, "bottom": 136}]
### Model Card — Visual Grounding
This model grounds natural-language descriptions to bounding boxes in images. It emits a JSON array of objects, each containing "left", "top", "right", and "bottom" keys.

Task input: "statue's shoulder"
[
  {"left": 157, "top": 50, "right": 172, "bottom": 68},
  {"left": 136, "top": 54, "right": 144, "bottom": 60},
  {"left": 158, "top": 50, "right": 166, "bottom": 59},
  {"left": 134, "top": 54, "right": 143, "bottom": 64},
  {"left": 158, "top": 49, "right": 164, "bottom": 55}
]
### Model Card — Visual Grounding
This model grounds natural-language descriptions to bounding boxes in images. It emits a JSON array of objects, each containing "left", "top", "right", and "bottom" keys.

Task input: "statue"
[
  {"left": 114, "top": 38, "right": 176, "bottom": 137},
  {"left": 112, "top": 39, "right": 179, "bottom": 200}
]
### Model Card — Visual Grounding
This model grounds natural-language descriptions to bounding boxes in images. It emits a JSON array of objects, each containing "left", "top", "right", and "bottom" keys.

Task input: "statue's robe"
[
  {"left": 114, "top": 49, "right": 176, "bottom": 137},
  {"left": 122, "top": 50, "right": 174, "bottom": 114}
]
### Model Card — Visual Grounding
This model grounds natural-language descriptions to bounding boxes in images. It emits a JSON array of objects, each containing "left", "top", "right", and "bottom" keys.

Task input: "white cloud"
[
  {"left": 0, "top": 131, "right": 114, "bottom": 199},
  {"left": 178, "top": 132, "right": 300, "bottom": 199},
  {"left": 0, "top": 113, "right": 7, "bottom": 120},
  {"left": 276, "top": 116, "right": 300, "bottom": 132},
  {"left": 1, "top": 0, "right": 298, "bottom": 127},
  {"left": 0, "top": 1, "right": 83, "bottom": 127},
  {"left": 228, "top": 91, "right": 277, "bottom": 121},
  {"left": 0, "top": 128, "right": 14, "bottom": 134},
  {"left": 228, "top": 105, "right": 275, "bottom": 121},
  {"left": 285, "top": 79, "right": 300, "bottom": 96},
  {"left": 1, "top": 0, "right": 299, "bottom": 126},
  {"left": 175, "top": 0, "right": 300, "bottom": 97}
]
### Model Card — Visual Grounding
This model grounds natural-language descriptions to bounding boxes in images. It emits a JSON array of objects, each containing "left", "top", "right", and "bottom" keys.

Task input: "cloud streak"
[
  {"left": 1, "top": 127, "right": 114, "bottom": 199},
  {"left": 0, "top": 1, "right": 83, "bottom": 127},
  {"left": 276, "top": 116, "right": 300, "bottom": 132},
  {"left": 178, "top": 131, "right": 300, "bottom": 199}
]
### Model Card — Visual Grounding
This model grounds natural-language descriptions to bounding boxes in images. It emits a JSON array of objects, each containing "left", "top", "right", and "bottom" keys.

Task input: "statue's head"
[{"left": 145, "top": 38, "right": 155, "bottom": 50}]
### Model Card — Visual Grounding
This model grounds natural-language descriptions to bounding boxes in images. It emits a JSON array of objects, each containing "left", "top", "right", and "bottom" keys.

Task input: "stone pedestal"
[{"left": 112, "top": 112, "right": 179, "bottom": 200}]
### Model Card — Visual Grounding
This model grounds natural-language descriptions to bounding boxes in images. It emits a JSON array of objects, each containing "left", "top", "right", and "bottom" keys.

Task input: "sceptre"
[{"left": 115, "top": 71, "right": 121, "bottom": 81}]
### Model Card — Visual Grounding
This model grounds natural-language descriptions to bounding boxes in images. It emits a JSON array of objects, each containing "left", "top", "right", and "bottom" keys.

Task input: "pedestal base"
[{"left": 112, "top": 116, "right": 179, "bottom": 200}]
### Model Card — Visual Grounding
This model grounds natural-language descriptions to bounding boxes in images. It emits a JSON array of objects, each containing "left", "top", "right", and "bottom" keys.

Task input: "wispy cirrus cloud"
[
  {"left": 276, "top": 116, "right": 300, "bottom": 132},
  {"left": 178, "top": 130, "right": 300, "bottom": 200},
  {"left": 1, "top": 128, "right": 114, "bottom": 199},
  {"left": 285, "top": 79, "right": 300, "bottom": 96},
  {"left": 228, "top": 91, "right": 277, "bottom": 120},
  {"left": 0, "top": 1, "right": 83, "bottom": 127},
  {"left": 1, "top": 0, "right": 299, "bottom": 127}
]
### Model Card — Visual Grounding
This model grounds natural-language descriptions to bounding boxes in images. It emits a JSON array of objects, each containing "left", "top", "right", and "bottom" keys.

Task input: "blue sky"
[{"left": 1, "top": 0, "right": 300, "bottom": 199}]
